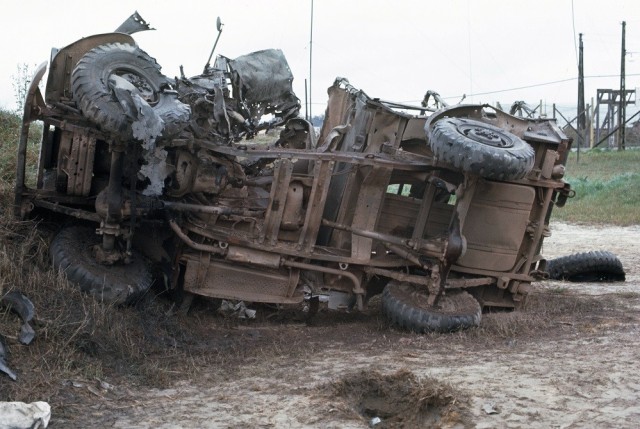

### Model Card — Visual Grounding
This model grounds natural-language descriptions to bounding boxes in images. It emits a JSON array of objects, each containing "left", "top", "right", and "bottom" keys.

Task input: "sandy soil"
[{"left": 46, "top": 222, "right": 640, "bottom": 428}]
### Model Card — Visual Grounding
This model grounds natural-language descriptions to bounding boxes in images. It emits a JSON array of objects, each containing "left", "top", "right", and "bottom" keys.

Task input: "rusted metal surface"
[
  {"left": 14, "top": 62, "right": 47, "bottom": 217},
  {"left": 45, "top": 33, "right": 136, "bottom": 104},
  {"left": 17, "top": 12, "right": 573, "bottom": 314}
]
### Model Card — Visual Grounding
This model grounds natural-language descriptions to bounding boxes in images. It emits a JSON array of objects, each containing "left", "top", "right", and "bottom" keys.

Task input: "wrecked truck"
[{"left": 14, "top": 13, "right": 573, "bottom": 332}]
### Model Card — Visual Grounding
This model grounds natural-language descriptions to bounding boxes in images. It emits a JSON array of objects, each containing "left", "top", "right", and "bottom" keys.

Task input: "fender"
[
  {"left": 45, "top": 33, "right": 136, "bottom": 103},
  {"left": 14, "top": 61, "right": 47, "bottom": 217}
]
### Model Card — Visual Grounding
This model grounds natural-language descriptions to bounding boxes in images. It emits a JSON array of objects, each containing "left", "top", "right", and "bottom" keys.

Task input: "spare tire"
[
  {"left": 381, "top": 281, "right": 481, "bottom": 333},
  {"left": 71, "top": 43, "right": 189, "bottom": 137},
  {"left": 546, "top": 251, "right": 625, "bottom": 282},
  {"left": 51, "top": 225, "right": 153, "bottom": 304},
  {"left": 429, "top": 117, "right": 535, "bottom": 181}
]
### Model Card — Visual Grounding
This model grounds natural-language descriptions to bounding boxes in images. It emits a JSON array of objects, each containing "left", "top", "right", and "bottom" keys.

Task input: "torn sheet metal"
[
  {"left": 138, "top": 147, "right": 172, "bottom": 196},
  {"left": 228, "top": 49, "right": 300, "bottom": 124},
  {"left": 0, "top": 335, "right": 17, "bottom": 381},
  {"left": 108, "top": 74, "right": 164, "bottom": 148},
  {"left": 114, "top": 10, "right": 155, "bottom": 35},
  {"left": 1, "top": 291, "right": 36, "bottom": 345}
]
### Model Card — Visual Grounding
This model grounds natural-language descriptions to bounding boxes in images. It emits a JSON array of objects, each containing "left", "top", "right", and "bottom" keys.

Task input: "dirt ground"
[{"left": 5, "top": 222, "right": 640, "bottom": 428}]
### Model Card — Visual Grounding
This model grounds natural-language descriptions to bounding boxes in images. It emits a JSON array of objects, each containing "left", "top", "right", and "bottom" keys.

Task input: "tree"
[{"left": 12, "top": 63, "right": 36, "bottom": 113}]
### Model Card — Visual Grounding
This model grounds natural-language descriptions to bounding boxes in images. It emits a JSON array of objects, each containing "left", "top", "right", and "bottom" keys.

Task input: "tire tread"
[
  {"left": 429, "top": 118, "right": 535, "bottom": 180},
  {"left": 50, "top": 226, "right": 153, "bottom": 304},
  {"left": 546, "top": 251, "right": 625, "bottom": 282},
  {"left": 381, "top": 282, "right": 481, "bottom": 333}
]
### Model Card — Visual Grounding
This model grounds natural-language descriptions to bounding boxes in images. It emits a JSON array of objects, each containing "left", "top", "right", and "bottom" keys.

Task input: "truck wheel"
[
  {"left": 50, "top": 225, "right": 153, "bottom": 304},
  {"left": 381, "top": 281, "right": 481, "bottom": 332},
  {"left": 429, "top": 117, "right": 534, "bottom": 180},
  {"left": 546, "top": 251, "right": 625, "bottom": 282},
  {"left": 71, "top": 43, "right": 189, "bottom": 136}
]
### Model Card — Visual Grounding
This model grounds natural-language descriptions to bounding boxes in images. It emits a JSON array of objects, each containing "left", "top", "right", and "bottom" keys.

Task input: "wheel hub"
[
  {"left": 457, "top": 123, "right": 514, "bottom": 148},
  {"left": 116, "top": 71, "right": 157, "bottom": 104}
]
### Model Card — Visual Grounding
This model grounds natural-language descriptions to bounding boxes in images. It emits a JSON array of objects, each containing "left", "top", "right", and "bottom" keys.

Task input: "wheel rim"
[
  {"left": 383, "top": 281, "right": 482, "bottom": 332},
  {"left": 393, "top": 283, "right": 463, "bottom": 313},
  {"left": 113, "top": 69, "right": 158, "bottom": 105},
  {"left": 456, "top": 123, "right": 515, "bottom": 148}
]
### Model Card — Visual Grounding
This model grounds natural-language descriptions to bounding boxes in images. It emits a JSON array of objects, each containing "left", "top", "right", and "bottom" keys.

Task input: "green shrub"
[{"left": 0, "top": 109, "right": 41, "bottom": 190}]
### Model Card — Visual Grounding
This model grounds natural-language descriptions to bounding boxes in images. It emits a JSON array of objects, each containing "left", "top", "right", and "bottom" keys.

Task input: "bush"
[{"left": 0, "top": 109, "right": 41, "bottom": 190}]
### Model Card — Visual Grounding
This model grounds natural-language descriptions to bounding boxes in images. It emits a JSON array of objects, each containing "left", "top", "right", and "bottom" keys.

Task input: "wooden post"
[
  {"left": 578, "top": 33, "right": 585, "bottom": 149},
  {"left": 618, "top": 21, "right": 626, "bottom": 150}
]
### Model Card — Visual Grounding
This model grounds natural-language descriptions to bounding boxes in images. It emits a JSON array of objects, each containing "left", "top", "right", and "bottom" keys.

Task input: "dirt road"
[{"left": 51, "top": 222, "right": 640, "bottom": 428}]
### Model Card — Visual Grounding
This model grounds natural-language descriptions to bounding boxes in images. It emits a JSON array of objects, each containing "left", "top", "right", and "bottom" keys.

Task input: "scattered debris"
[
  {"left": 218, "top": 300, "right": 256, "bottom": 319},
  {"left": 0, "top": 401, "right": 51, "bottom": 429},
  {"left": 482, "top": 402, "right": 500, "bottom": 414},
  {"left": 0, "top": 335, "right": 17, "bottom": 381},
  {"left": 1, "top": 291, "right": 36, "bottom": 345},
  {"left": 99, "top": 379, "right": 114, "bottom": 391},
  {"left": 64, "top": 379, "right": 117, "bottom": 400},
  {"left": 0, "top": 291, "right": 38, "bottom": 381}
]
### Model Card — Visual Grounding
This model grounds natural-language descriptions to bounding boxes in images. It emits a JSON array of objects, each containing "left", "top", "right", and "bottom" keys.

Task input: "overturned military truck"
[{"left": 14, "top": 13, "right": 573, "bottom": 332}]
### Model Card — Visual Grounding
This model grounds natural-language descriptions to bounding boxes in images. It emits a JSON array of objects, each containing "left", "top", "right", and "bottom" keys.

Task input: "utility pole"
[
  {"left": 309, "top": 0, "right": 314, "bottom": 121},
  {"left": 590, "top": 97, "right": 595, "bottom": 148},
  {"left": 578, "top": 33, "right": 585, "bottom": 151},
  {"left": 618, "top": 21, "right": 626, "bottom": 150}
]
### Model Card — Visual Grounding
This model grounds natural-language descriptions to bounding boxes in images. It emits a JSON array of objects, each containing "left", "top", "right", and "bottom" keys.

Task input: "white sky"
[{"left": 1, "top": 0, "right": 639, "bottom": 120}]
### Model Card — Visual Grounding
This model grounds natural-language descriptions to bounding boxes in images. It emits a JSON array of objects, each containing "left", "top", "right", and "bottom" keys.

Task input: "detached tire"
[
  {"left": 382, "top": 281, "right": 481, "bottom": 333},
  {"left": 546, "top": 251, "right": 625, "bottom": 282},
  {"left": 51, "top": 226, "right": 153, "bottom": 304},
  {"left": 429, "top": 117, "right": 535, "bottom": 180},
  {"left": 71, "top": 43, "right": 189, "bottom": 136}
]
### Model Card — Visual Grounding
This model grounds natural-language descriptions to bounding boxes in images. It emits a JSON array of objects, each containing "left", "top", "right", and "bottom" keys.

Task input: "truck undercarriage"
[{"left": 14, "top": 13, "right": 572, "bottom": 332}]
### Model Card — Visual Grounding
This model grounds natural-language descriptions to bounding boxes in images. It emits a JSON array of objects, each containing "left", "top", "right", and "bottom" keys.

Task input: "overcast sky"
[{"left": 1, "top": 0, "right": 638, "bottom": 120}]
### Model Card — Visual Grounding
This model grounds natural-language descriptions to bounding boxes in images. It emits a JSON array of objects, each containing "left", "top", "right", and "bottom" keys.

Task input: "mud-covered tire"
[
  {"left": 546, "top": 251, "right": 625, "bottom": 282},
  {"left": 71, "top": 43, "right": 189, "bottom": 136},
  {"left": 50, "top": 225, "right": 153, "bottom": 304},
  {"left": 381, "top": 281, "right": 481, "bottom": 333},
  {"left": 429, "top": 117, "right": 535, "bottom": 180}
]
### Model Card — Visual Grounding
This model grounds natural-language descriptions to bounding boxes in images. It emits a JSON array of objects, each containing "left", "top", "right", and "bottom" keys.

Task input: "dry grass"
[
  {"left": 0, "top": 191, "right": 207, "bottom": 405},
  {"left": 1, "top": 98, "right": 637, "bottom": 427},
  {"left": 1, "top": 188, "right": 628, "bottom": 404},
  {"left": 0, "top": 190, "right": 329, "bottom": 408},
  {"left": 0, "top": 200, "right": 633, "bottom": 425},
  {"left": 466, "top": 288, "right": 627, "bottom": 341}
]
